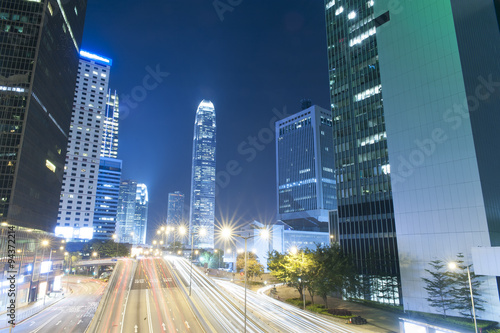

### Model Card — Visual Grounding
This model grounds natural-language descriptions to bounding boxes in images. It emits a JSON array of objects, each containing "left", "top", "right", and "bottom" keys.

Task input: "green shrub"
[
  {"left": 327, "top": 308, "right": 352, "bottom": 316},
  {"left": 285, "top": 298, "right": 312, "bottom": 307}
]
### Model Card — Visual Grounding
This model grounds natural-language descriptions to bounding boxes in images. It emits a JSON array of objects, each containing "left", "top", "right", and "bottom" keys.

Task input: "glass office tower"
[
  {"left": 116, "top": 180, "right": 148, "bottom": 245},
  {"left": 189, "top": 100, "right": 216, "bottom": 249},
  {"left": 324, "top": 0, "right": 399, "bottom": 304},
  {"left": 92, "top": 157, "right": 122, "bottom": 240},
  {"left": 375, "top": 0, "right": 500, "bottom": 319},
  {"left": 0, "top": 0, "right": 87, "bottom": 232},
  {"left": 275, "top": 105, "right": 336, "bottom": 233},
  {"left": 167, "top": 191, "right": 184, "bottom": 226}
]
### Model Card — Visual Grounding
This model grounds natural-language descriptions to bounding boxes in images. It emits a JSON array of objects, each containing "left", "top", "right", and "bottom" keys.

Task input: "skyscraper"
[
  {"left": 101, "top": 90, "right": 119, "bottom": 159},
  {"left": 0, "top": 0, "right": 87, "bottom": 232},
  {"left": 56, "top": 51, "right": 111, "bottom": 240},
  {"left": 93, "top": 89, "right": 122, "bottom": 240},
  {"left": 189, "top": 100, "right": 216, "bottom": 249},
  {"left": 92, "top": 158, "right": 121, "bottom": 240},
  {"left": 116, "top": 180, "right": 148, "bottom": 245},
  {"left": 135, "top": 183, "right": 148, "bottom": 245},
  {"left": 374, "top": 0, "right": 500, "bottom": 319},
  {"left": 275, "top": 105, "right": 336, "bottom": 233},
  {"left": 324, "top": 0, "right": 399, "bottom": 304},
  {"left": 167, "top": 191, "right": 184, "bottom": 226}
]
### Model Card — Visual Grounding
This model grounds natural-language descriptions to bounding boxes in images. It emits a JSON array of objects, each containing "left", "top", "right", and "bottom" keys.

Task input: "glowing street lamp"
[
  {"left": 221, "top": 226, "right": 269, "bottom": 333},
  {"left": 449, "top": 262, "right": 478, "bottom": 333}
]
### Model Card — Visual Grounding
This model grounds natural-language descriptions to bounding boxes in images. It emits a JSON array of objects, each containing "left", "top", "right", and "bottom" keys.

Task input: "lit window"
[
  {"left": 348, "top": 11, "right": 357, "bottom": 20},
  {"left": 46, "top": 160, "right": 56, "bottom": 173},
  {"left": 335, "top": 6, "right": 344, "bottom": 15}
]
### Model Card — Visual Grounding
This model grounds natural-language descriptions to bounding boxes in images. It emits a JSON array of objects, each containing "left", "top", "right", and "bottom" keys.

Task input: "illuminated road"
[
  {"left": 1, "top": 276, "right": 106, "bottom": 333},
  {"left": 216, "top": 279, "right": 359, "bottom": 333},
  {"left": 169, "top": 256, "right": 267, "bottom": 333},
  {"left": 91, "top": 258, "right": 204, "bottom": 333},
  {"left": 170, "top": 255, "right": 360, "bottom": 333}
]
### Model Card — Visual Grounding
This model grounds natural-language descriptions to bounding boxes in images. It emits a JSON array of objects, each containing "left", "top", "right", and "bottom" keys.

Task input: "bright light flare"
[
  {"left": 221, "top": 227, "right": 232, "bottom": 239},
  {"left": 448, "top": 262, "right": 458, "bottom": 270},
  {"left": 290, "top": 246, "right": 298, "bottom": 255}
]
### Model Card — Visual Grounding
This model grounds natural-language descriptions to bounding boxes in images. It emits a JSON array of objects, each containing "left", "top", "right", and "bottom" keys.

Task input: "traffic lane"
[
  {"left": 123, "top": 259, "right": 153, "bottom": 333},
  {"left": 97, "top": 259, "right": 134, "bottom": 332},
  {"left": 3, "top": 277, "right": 106, "bottom": 333},
  {"left": 152, "top": 258, "right": 204, "bottom": 333}
]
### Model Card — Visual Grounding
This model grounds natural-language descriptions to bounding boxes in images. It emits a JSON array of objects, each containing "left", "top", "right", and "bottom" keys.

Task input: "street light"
[
  {"left": 290, "top": 246, "right": 306, "bottom": 310},
  {"left": 189, "top": 227, "right": 207, "bottom": 296},
  {"left": 449, "top": 262, "right": 477, "bottom": 333},
  {"left": 221, "top": 226, "right": 269, "bottom": 333}
]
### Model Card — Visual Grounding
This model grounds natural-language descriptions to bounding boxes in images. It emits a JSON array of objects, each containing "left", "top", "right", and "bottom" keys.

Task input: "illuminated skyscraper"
[
  {"left": 0, "top": 0, "right": 87, "bottom": 232},
  {"left": 325, "top": 0, "right": 399, "bottom": 304},
  {"left": 101, "top": 90, "right": 119, "bottom": 158},
  {"left": 56, "top": 51, "right": 111, "bottom": 240},
  {"left": 167, "top": 191, "right": 184, "bottom": 226},
  {"left": 116, "top": 180, "right": 148, "bottom": 245},
  {"left": 189, "top": 100, "right": 216, "bottom": 249}
]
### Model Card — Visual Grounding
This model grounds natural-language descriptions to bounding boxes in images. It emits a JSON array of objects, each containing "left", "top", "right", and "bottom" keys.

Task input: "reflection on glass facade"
[
  {"left": 0, "top": 0, "right": 87, "bottom": 232},
  {"left": 135, "top": 183, "right": 148, "bottom": 245},
  {"left": 325, "top": 0, "right": 399, "bottom": 304},
  {"left": 93, "top": 157, "right": 122, "bottom": 240},
  {"left": 101, "top": 90, "right": 119, "bottom": 158},
  {"left": 189, "top": 100, "right": 216, "bottom": 249},
  {"left": 167, "top": 191, "right": 184, "bottom": 226},
  {"left": 275, "top": 105, "right": 336, "bottom": 232},
  {"left": 117, "top": 180, "right": 148, "bottom": 245}
]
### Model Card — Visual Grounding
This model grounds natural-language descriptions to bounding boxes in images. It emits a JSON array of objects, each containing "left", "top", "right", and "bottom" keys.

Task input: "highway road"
[
  {"left": 92, "top": 257, "right": 204, "bottom": 333},
  {"left": 170, "top": 255, "right": 360, "bottom": 333},
  {"left": 1, "top": 276, "right": 106, "bottom": 333}
]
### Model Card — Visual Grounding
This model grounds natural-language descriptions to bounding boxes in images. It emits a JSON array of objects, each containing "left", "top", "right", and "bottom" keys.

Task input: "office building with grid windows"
[
  {"left": 55, "top": 51, "right": 111, "bottom": 240},
  {"left": 324, "top": 0, "right": 399, "bottom": 304},
  {"left": 0, "top": 0, "right": 87, "bottom": 232},
  {"left": 116, "top": 180, "right": 148, "bottom": 245},
  {"left": 189, "top": 100, "right": 216, "bottom": 249},
  {"left": 275, "top": 105, "right": 336, "bottom": 233}
]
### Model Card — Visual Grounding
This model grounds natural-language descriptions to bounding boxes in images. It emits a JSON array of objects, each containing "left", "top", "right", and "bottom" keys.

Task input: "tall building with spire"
[{"left": 189, "top": 100, "right": 216, "bottom": 249}]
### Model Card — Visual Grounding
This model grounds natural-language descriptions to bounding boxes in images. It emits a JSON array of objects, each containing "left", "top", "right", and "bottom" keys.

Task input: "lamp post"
[
  {"left": 112, "top": 234, "right": 118, "bottom": 257},
  {"left": 290, "top": 246, "right": 306, "bottom": 310},
  {"left": 189, "top": 228, "right": 207, "bottom": 296},
  {"left": 221, "top": 227, "right": 269, "bottom": 333},
  {"left": 43, "top": 248, "right": 53, "bottom": 306},
  {"left": 449, "top": 262, "right": 477, "bottom": 333}
]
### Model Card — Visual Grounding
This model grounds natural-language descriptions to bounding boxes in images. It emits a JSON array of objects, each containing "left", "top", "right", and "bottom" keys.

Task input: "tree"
[
  {"left": 449, "top": 253, "right": 485, "bottom": 320},
  {"left": 422, "top": 259, "right": 454, "bottom": 317},
  {"left": 311, "top": 244, "right": 359, "bottom": 307},
  {"left": 236, "top": 252, "right": 264, "bottom": 281},
  {"left": 268, "top": 249, "right": 314, "bottom": 301}
]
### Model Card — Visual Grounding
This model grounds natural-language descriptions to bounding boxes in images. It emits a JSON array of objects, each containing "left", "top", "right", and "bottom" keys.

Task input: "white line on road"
[
  {"left": 185, "top": 321, "right": 190, "bottom": 329},
  {"left": 55, "top": 321, "right": 61, "bottom": 326},
  {"left": 134, "top": 324, "right": 138, "bottom": 332},
  {"left": 145, "top": 290, "right": 153, "bottom": 333}
]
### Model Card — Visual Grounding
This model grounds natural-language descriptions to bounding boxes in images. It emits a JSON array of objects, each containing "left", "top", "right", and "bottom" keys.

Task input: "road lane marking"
[
  {"left": 29, "top": 321, "right": 35, "bottom": 327},
  {"left": 134, "top": 324, "right": 138, "bottom": 332},
  {"left": 55, "top": 320, "right": 62, "bottom": 326},
  {"left": 185, "top": 321, "right": 190, "bottom": 329},
  {"left": 145, "top": 289, "right": 153, "bottom": 333},
  {"left": 162, "top": 323, "right": 166, "bottom": 331},
  {"left": 77, "top": 320, "right": 82, "bottom": 325}
]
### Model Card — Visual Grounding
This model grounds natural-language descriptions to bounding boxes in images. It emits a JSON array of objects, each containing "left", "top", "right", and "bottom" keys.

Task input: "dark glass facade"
[
  {"left": 275, "top": 105, "right": 336, "bottom": 232},
  {"left": 324, "top": 0, "right": 399, "bottom": 303},
  {"left": 0, "top": 0, "right": 87, "bottom": 232}
]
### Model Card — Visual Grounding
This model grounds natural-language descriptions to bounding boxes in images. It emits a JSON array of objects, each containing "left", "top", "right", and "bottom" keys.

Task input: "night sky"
[{"left": 81, "top": 0, "right": 330, "bottom": 242}]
